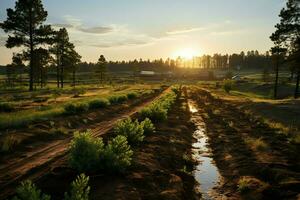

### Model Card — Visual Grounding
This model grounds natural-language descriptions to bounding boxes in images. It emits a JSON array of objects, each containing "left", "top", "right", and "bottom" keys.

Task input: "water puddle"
[{"left": 188, "top": 101, "right": 222, "bottom": 200}]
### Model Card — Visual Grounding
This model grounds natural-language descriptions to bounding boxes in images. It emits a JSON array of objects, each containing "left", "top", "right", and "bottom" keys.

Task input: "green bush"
[
  {"left": 72, "top": 88, "right": 86, "bottom": 98},
  {"left": 69, "top": 131, "right": 104, "bottom": 172},
  {"left": 223, "top": 80, "right": 233, "bottom": 93},
  {"left": 114, "top": 118, "right": 144, "bottom": 144},
  {"left": 64, "top": 103, "right": 89, "bottom": 115},
  {"left": 69, "top": 132, "right": 133, "bottom": 173},
  {"left": 141, "top": 118, "right": 155, "bottom": 134},
  {"left": 139, "top": 90, "right": 177, "bottom": 122},
  {"left": 64, "top": 174, "right": 90, "bottom": 200},
  {"left": 140, "top": 104, "right": 167, "bottom": 122},
  {"left": 88, "top": 99, "right": 110, "bottom": 109},
  {"left": 108, "top": 95, "right": 128, "bottom": 104},
  {"left": 0, "top": 102, "right": 14, "bottom": 112},
  {"left": 12, "top": 180, "right": 50, "bottom": 200},
  {"left": 102, "top": 135, "right": 133, "bottom": 172},
  {"left": 127, "top": 92, "right": 138, "bottom": 99}
]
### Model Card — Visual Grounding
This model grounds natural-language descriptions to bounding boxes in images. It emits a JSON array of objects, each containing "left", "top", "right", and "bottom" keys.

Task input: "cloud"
[
  {"left": 166, "top": 27, "right": 205, "bottom": 35},
  {"left": 0, "top": 35, "right": 7, "bottom": 46},
  {"left": 52, "top": 23, "right": 74, "bottom": 28},
  {"left": 78, "top": 26, "right": 114, "bottom": 34}
]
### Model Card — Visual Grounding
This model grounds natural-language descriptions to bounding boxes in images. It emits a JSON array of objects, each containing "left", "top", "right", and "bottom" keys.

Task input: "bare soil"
[
  {"left": 0, "top": 88, "right": 167, "bottom": 199},
  {"left": 188, "top": 86, "right": 300, "bottom": 200}
]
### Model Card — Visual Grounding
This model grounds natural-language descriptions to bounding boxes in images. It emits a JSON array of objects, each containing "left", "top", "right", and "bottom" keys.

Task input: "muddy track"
[
  {"left": 0, "top": 89, "right": 169, "bottom": 199},
  {"left": 188, "top": 87, "right": 300, "bottom": 199}
]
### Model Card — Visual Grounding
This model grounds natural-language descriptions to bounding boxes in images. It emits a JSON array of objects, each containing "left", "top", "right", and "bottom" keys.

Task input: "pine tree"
[
  {"left": 96, "top": 55, "right": 107, "bottom": 85},
  {"left": 0, "top": 0, "right": 53, "bottom": 91},
  {"left": 51, "top": 28, "right": 81, "bottom": 88},
  {"left": 271, "top": 0, "right": 300, "bottom": 98}
]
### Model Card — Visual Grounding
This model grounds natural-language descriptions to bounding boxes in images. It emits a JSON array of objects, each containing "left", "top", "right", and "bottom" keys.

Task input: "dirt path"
[
  {"left": 0, "top": 89, "right": 168, "bottom": 199},
  {"left": 188, "top": 86, "right": 300, "bottom": 200},
  {"left": 35, "top": 86, "right": 198, "bottom": 200}
]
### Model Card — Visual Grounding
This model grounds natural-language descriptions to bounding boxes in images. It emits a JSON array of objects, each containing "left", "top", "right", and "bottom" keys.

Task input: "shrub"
[
  {"left": 88, "top": 99, "right": 110, "bottom": 109},
  {"left": 33, "top": 97, "right": 49, "bottom": 103},
  {"left": 127, "top": 92, "right": 138, "bottom": 99},
  {"left": 223, "top": 80, "right": 233, "bottom": 93},
  {"left": 72, "top": 88, "right": 86, "bottom": 98},
  {"left": 140, "top": 118, "right": 155, "bottom": 134},
  {"left": 114, "top": 118, "right": 144, "bottom": 144},
  {"left": 12, "top": 180, "right": 50, "bottom": 200},
  {"left": 1, "top": 135, "right": 19, "bottom": 152},
  {"left": 108, "top": 95, "right": 128, "bottom": 104},
  {"left": 237, "top": 177, "right": 252, "bottom": 193},
  {"left": 64, "top": 103, "right": 89, "bottom": 115},
  {"left": 0, "top": 102, "right": 14, "bottom": 112},
  {"left": 69, "top": 131, "right": 104, "bottom": 172},
  {"left": 102, "top": 135, "right": 133, "bottom": 172},
  {"left": 140, "top": 104, "right": 167, "bottom": 122},
  {"left": 64, "top": 174, "right": 90, "bottom": 200}
]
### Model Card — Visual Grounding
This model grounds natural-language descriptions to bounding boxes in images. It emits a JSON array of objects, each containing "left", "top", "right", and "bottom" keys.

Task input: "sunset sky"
[{"left": 0, "top": 0, "right": 283, "bottom": 65}]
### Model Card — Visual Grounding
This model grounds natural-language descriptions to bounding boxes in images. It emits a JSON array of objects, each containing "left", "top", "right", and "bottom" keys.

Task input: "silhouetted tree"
[
  {"left": 271, "top": 0, "right": 300, "bottom": 98},
  {"left": 51, "top": 28, "right": 80, "bottom": 88},
  {"left": 0, "top": 0, "right": 53, "bottom": 91},
  {"left": 96, "top": 55, "right": 107, "bottom": 85}
]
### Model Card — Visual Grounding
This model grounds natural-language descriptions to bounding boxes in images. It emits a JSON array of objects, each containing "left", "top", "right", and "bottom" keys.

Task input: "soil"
[
  {"left": 188, "top": 86, "right": 300, "bottom": 200},
  {"left": 0, "top": 88, "right": 168, "bottom": 199},
  {"left": 33, "top": 87, "right": 199, "bottom": 200}
]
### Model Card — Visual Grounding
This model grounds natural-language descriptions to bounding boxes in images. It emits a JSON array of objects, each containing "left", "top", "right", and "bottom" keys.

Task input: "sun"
[{"left": 173, "top": 48, "right": 199, "bottom": 59}]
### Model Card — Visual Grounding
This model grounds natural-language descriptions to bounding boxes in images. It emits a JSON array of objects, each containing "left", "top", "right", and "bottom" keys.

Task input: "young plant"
[
  {"left": 108, "top": 95, "right": 128, "bottom": 104},
  {"left": 103, "top": 135, "right": 133, "bottom": 172},
  {"left": 127, "top": 92, "right": 138, "bottom": 100},
  {"left": 88, "top": 98, "right": 110, "bottom": 109},
  {"left": 140, "top": 118, "right": 155, "bottom": 134},
  {"left": 223, "top": 80, "right": 233, "bottom": 93},
  {"left": 69, "top": 131, "right": 104, "bottom": 172},
  {"left": 12, "top": 180, "right": 50, "bottom": 200},
  {"left": 64, "top": 174, "right": 90, "bottom": 200},
  {"left": 0, "top": 102, "right": 14, "bottom": 112},
  {"left": 114, "top": 118, "right": 144, "bottom": 144},
  {"left": 64, "top": 103, "right": 89, "bottom": 115}
]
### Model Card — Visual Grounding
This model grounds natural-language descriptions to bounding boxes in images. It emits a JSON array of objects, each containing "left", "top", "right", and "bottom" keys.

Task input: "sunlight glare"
[{"left": 173, "top": 48, "right": 199, "bottom": 60}]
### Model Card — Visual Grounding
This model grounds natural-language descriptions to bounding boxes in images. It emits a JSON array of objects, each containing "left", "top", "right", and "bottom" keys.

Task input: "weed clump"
[
  {"left": 237, "top": 177, "right": 252, "bottom": 193},
  {"left": 88, "top": 98, "right": 110, "bottom": 109},
  {"left": 64, "top": 103, "right": 89, "bottom": 115}
]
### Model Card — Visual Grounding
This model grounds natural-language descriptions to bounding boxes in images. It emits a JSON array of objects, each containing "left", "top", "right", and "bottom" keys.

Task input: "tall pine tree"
[
  {"left": 271, "top": 0, "right": 300, "bottom": 98},
  {"left": 0, "top": 0, "right": 53, "bottom": 91}
]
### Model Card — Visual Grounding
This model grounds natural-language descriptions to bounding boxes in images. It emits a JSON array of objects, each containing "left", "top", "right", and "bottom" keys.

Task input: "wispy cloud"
[
  {"left": 78, "top": 26, "right": 114, "bottom": 34},
  {"left": 166, "top": 27, "right": 205, "bottom": 35}
]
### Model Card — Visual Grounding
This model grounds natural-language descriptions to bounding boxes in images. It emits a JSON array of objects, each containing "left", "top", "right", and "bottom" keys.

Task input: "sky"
[{"left": 0, "top": 0, "right": 284, "bottom": 65}]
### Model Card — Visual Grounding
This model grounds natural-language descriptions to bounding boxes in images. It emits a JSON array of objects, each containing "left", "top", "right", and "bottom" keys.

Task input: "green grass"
[{"left": 0, "top": 84, "right": 159, "bottom": 130}]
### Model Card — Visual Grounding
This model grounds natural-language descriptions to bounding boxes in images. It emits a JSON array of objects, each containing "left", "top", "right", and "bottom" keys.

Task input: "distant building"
[
  {"left": 140, "top": 71, "right": 155, "bottom": 76},
  {"left": 232, "top": 75, "right": 241, "bottom": 81}
]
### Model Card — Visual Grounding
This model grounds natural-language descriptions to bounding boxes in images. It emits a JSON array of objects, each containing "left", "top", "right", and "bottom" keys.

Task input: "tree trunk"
[
  {"left": 40, "top": 67, "right": 43, "bottom": 88},
  {"left": 295, "top": 70, "right": 300, "bottom": 99},
  {"left": 29, "top": 5, "right": 34, "bottom": 91},
  {"left": 56, "top": 52, "right": 60, "bottom": 88},
  {"left": 274, "top": 55, "right": 279, "bottom": 99},
  {"left": 73, "top": 66, "right": 76, "bottom": 88},
  {"left": 60, "top": 65, "right": 64, "bottom": 88}
]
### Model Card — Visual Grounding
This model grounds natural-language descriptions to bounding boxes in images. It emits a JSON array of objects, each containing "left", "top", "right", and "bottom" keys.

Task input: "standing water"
[{"left": 188, "top": 102, "right": 222, "bottom": 200}]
